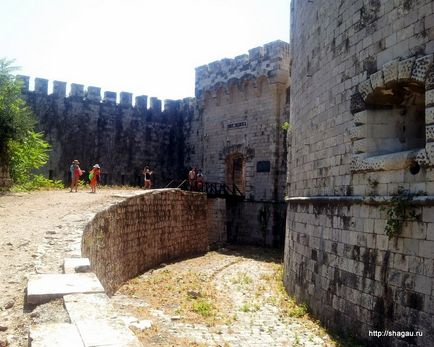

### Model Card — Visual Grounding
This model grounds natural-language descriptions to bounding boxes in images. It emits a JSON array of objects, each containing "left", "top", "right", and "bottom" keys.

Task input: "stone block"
[
  {"left": 29, "top": 323, "right": 84, "bottom": 347},
  {"left": 75, "top": 319, "right": 143, "bottom": 347},
  {"left": 353, "top": 111, "right": 368, "bottom": 125},
  {"left": 120, "top": 92, "right": 133, "bottom": 106},
  {"left": 427, "top": 90, "right": 434, "bottom": 107},
  {"left": 34, "top": 78, "right": 48, "bottom": 94},
  {"left": 358, "top": 79, "right": 373, "bottom": 100},
  {"left": 27, "top": 273, "right": 104, "bottom": 304},
  {"left": 382, "top": 60, "right": 399, "bottom": 84},
  {"left": 349, "top": 124, "right": 367, "bottom": 141},
  {"left": 86, "top": 87, "right": 101, "bottom": 102},
  {"left": 52, "top": 81, "right": 67, "bottom": 97},
  {"left": 426, "top": 125, "right": 434, "bottom": 142},
  {"left": 70, "top": 83, "right": 85, "bottom": 97},
  {"left": 370, "top": 70, "right": 384, "bottom": 89},
  {"left": 411, "top": 54, "right": 433, "bottom": 83},
  {"left": 398, "top": 57, "right": 416, "bottom": 80},
  {"left": 63, "top": 258, "right": 91, "bottom": 274},
  {"left": 103, "top": 91, "right": 117, "bottom": 103}
]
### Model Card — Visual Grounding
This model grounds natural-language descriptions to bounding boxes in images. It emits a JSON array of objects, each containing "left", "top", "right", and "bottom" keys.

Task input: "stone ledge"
[
  {"left": 285, "top": 195, "right": 434, "bottom": 206},
  {"left": 27, "top": 273, "right": 104, "bottom": 304}
]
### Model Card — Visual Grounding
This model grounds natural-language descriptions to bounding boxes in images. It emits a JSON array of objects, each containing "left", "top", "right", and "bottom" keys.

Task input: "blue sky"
[{"left": 0, "top": 0, "right": 289, "bottom": 101}]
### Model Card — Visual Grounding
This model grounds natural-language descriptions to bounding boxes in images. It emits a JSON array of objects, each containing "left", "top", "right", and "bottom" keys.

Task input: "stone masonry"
[
  {"left": 188, "top": 41, "right": 291, "bottom": 246},
  {"left": 17, "top": 77, "right": 191, "bottom": 187},
  {"left": 82, "top": 189, "right": 208, "bottom": 295},
  {"left": 284, "top": 0, "right": 434, "bottom": 346}
]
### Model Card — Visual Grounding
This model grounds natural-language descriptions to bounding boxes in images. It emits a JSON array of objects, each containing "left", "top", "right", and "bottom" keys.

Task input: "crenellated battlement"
[
  {"left": 195, "top": 40, "right": 290, "bottom": 97},
  {"left": 15, "top": 75, "right": 195, "bottom": 113}
]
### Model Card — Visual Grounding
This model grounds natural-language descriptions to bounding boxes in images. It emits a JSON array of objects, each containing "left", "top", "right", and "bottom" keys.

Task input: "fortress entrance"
[{"left": 225, "top": 153, "right": 245, "bottom": 195}]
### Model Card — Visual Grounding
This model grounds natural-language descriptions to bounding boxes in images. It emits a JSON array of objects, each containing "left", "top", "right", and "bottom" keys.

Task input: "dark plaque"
[{"left": 256, "top": 161, "right": 270, "bottom": 172}]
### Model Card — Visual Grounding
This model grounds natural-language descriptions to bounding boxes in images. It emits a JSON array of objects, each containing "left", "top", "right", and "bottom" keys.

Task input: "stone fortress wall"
[
  {"left": 190, "top": 41, "right": 291, "bottom": 246},
  {"left": 284, "top": 0, "right": 434, "bottom": 345},
  {"left": 19, "top": 40, "right": 291, "bottom": 248},
  {"left": 17, "top": 76, "right": 191, "bottom": 187}
]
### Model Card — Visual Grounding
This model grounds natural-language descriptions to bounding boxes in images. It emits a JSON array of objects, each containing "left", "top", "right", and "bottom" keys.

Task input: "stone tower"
[
  {"left": 284, "top": 0, "right": 434, "bottom": 345},
  {"left": 189, "top": 40, "right": 291, "bottom": 246}
]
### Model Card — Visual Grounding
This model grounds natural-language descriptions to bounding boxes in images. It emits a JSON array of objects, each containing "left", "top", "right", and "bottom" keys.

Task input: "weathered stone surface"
[
  {"left": 358, "top": 79, "right": 373, "bottom": 100},
  {"left": 75, "top": 320, "right": 141, "bottom": 347},
  {"left": 398, "top": 57, "right": 416, "bottom": 80},
  {"left": 286, "top": 1, "right": 434, "bottom": 345},
  {"left": 63, "top": 258, "right": 91, "bottom": 274},
  {"left": 82, "top": 189, "right": 208, "bottom": 295},
  {"left": 27, "top": 273, "right": 104, "bottom": 304},
  {"left": 382, "top": 60, "right": 399, "bottom": 85},
  {"left": 29, "top": 323, "right": 84, "bottom": 347},
  {"left": 412, "top": 55, "right": 433, "bottom": 83}
]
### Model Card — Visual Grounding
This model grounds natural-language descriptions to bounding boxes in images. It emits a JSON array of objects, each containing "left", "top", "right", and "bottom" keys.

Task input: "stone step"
[
  {"left": 29, "top": 323, "right": 84, "bottom": 347},
  {"left": 63, "top": 257, "right": 91, "bottom": 274},
  {"left": 27, "top": 273, "right": 104, "bottom": 304},
  {"left": 64, "top": 293, "right": 117, "bottom": 321},
  {"left": 75, "top": 319, "right": 142, "bottom": 347},
  {"left": 64, "top": 294, "right": 142, "bottom": 346}
]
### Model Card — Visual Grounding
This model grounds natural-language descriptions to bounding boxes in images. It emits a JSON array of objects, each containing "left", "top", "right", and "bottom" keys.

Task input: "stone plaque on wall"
[
  {"left": 256, "top": 161, "right": 270, "bottom": 172},
  {"left": 227, "top": 120, "right": 247, "bottom": 129}
]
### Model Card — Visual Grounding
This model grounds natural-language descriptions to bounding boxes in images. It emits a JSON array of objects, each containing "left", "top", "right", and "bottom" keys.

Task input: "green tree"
[
  {"left": 0, "top": 59, "right": 34, "bottom": 150},
  {"left": 0, "top": 58, "right": 60, "bottom": 190}
]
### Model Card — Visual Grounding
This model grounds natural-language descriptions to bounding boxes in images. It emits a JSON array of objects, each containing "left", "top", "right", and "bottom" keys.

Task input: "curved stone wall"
[
  {"left": 285, "top": 0, "right": 434, "bottom": 345},
  {"left": 82, "top": 189, "right": 208, "bottom": 295}
]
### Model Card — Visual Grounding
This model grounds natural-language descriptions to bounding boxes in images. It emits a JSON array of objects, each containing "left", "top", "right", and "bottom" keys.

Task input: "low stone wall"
[
  {"left": 284, "top": 199, "right": 434, "bottom": 346},
  {"left": 82, "top": 189, "right": 208, "bottom": 295}
]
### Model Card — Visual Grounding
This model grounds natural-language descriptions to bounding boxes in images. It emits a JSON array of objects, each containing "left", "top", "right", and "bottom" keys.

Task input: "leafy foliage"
[
  {"left": 381, "top": 187, "right": 421, "bottom": 239},
  {"left": 281, "top": 121, "right": 292, "bottom": 131},
  {"left": 8, "top": 131, "right": 49, "bottom": 184},
  {"left": 0, "top": 58, "right": 34, "bottom": 150},
  {"left": 0, "top": 58, "right": 61, "bottom": 190}
]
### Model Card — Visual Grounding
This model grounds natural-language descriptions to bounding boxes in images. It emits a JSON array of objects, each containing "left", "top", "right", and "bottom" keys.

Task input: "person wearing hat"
[
  {"left": 70, "top": 159, "right": 84, "bottom": 192},
  {"left": 89, "top": 164, "right": 101, "bottom": 193}
]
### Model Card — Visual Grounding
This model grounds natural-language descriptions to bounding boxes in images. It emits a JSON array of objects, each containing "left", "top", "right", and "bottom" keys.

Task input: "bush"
[
  {"left": 8, "top": 131, "right": 50, "bottom": 184},
  {"left": 11, "top": 174, "right": 63, "bottom": 192}
]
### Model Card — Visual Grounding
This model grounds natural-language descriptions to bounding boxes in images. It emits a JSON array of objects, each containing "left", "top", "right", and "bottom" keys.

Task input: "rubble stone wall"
[
  {"left": 285, "top": 0, "right": 434, "bottom": 345},
  {"left": 82, "top": 189, "right": 208, "bottom": 295}
]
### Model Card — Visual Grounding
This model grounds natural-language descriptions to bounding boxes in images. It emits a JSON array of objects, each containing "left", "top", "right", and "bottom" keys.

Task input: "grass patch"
[
  {"left": 230, "top": 271, "right": 253, "bottom": 286},
  {"left": 191, "top": 298, "right": 214, "bottom": 317}
]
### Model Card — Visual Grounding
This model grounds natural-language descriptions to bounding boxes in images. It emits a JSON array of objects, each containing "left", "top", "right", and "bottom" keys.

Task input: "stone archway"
[{"left": 225, "top": 153, "right": 245, "bottom": 194}]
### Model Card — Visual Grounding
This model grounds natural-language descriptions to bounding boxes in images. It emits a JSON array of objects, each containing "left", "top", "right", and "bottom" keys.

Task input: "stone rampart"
[
  {"left": 16, "top": 76, "right": 195, "bottom": 186},
  {"left": 195, "top": 40, "right": 290, "bottom": 96},
  {"left": 81, "top": 189, "right": 208, "bottom": 295}
]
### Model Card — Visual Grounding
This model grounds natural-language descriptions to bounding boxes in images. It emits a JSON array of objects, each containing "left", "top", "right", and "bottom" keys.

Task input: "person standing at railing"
[
  {"left": 188, "top": 167, "right": 197, "bottom": 191},
  {"left": 196, "top": 169, "right": 204, "bottom": 191}
]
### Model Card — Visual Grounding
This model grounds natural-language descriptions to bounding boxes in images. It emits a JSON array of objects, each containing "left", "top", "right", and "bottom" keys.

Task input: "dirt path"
[{"left": 0, "top": 188, "right": 142, "bottom": 347}]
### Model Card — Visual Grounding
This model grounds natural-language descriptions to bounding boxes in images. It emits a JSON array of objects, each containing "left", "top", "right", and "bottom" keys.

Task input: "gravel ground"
[{"left": 114, "top": 247, "right": 338, "bottom": 347}]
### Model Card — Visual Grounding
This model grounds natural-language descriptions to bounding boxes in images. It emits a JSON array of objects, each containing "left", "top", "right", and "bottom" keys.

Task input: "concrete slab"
[
  {"left": 64, "top": 293, "right": 116, "bottom": 322},
  {"left": 63, "top": 258, "right": 91, "bottom": 274},
  {"left": 29, "top": 323, "right": 84, "bottom": 347},
  {"left": 75, "top": 319, "right": 142, "bottom": 347},
  {"left": 27, "top": 273, "right": 105, "bottom": 304}
]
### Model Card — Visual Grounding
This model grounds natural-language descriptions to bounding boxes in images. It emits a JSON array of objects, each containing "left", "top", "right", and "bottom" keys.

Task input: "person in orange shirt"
[{"left": 89, "top": 164, "right": 101, "bottom": 193}]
